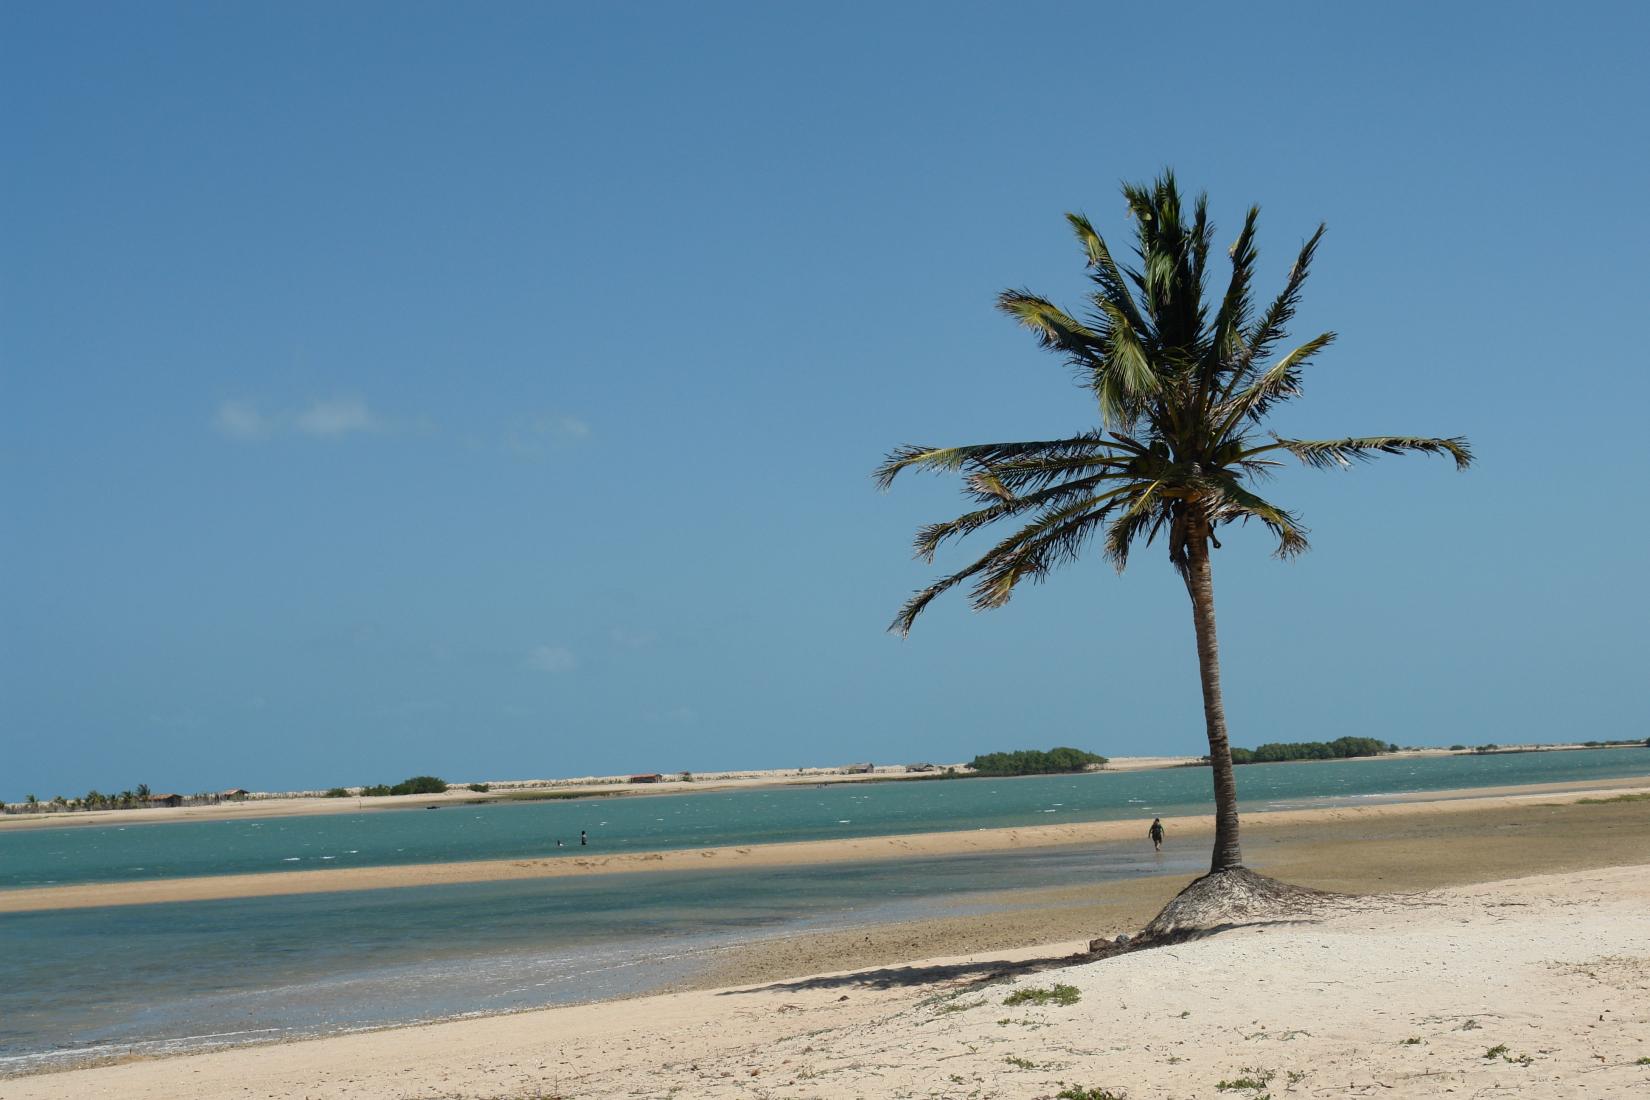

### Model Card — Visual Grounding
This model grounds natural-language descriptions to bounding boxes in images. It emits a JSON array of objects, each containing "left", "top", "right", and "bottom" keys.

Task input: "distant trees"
[
  {"left": 3, "top": 785, "right": 217, "bottom": 815},
  {"left": 360, "top": 776, "right": 448, "bottom": 797},
  {"left": 968, "top": 747, "right": 1108, "bottom": 777},
  {"left": 1225, "top": 737, "right": 1394, "bottom": 765}
]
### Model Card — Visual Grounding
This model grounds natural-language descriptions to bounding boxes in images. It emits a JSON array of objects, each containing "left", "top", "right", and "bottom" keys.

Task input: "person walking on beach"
[{"left": 1148, "top": 817, "right": 1165, "bottom": 852}]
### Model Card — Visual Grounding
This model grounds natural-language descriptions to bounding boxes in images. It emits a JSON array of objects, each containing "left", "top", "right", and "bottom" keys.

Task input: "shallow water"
[
  {"left": 0, "top": 842, "right": 1198, "bottom": 1073},
  {"left": 2, "top": 748, "right": 1645, "bottom": 889}
]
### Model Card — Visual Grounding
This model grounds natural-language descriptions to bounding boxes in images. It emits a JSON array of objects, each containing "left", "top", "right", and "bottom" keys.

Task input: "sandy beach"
[
  {"left": 12, "top": 858, "right": 1648, "bottom": 1099},
  {"left": 5, "top": 776, "right": 1645, "bottom": 914}
]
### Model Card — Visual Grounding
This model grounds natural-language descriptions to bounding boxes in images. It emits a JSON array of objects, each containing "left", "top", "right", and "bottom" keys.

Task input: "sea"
[{"left": 1, "top": 747, "right": 1645, "bottom": 1074}]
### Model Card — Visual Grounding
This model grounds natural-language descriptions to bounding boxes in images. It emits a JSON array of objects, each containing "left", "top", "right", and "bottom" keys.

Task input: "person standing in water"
[
  {"left": 580, "top": 829, "right": 588, "bottom": 846},
  {"left": 1148, "top": 817, "right": 1165, "bottom": 851}
]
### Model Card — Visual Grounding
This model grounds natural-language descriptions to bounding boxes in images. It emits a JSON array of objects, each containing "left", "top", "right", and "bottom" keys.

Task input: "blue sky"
[{"left": 4, "top": 2, "right": 1647, "bottom": 799}]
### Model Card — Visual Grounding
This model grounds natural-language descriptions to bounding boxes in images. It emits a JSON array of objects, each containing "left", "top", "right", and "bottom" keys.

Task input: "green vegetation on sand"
[
  {"left": 968, "top": 747, "right": 1107, "bottom": 776},
  {"left": 1226, "top": 736, "right": 1394, "bottom": 765}
]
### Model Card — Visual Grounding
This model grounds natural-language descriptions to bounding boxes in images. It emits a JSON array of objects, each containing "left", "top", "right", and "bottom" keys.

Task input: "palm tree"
[{"left": 877, "top": 173, "right": 1469, "bottom": 920}]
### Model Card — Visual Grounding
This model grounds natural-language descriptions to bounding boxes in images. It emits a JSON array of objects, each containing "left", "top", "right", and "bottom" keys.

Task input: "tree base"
[{"left": 1088, "top": 867, "right": 1334, "bottom": 952}]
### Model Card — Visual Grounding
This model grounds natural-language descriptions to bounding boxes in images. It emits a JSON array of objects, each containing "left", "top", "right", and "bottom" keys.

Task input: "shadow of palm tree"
[
  {"left": 716, "top": 951, "right": 1084, "bottom": 995},
  {"left": 717, "top": 916, "right": 1330, "bottom": 997}
]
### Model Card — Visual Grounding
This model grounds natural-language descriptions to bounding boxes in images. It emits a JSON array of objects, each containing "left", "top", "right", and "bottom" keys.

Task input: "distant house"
[
  {"left": 628, "top": 773, "right": 663, "bottom": 784},
  {"left": 844, "top": 762, "right": 874, "bottom": 774},
  {"left": 222, "top": 788, "right": 250, "bottom": 800},
  {"left": 147, "top": 793, "right": 184, "bottom": 808},
  {"left": 904, "top": 763, "right": 935, "bottom": 773}
]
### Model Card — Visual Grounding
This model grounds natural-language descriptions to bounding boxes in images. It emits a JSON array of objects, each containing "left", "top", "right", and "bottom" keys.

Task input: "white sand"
[{"left": 14, "top": 863, "right": 1649, "bottom": 1099}]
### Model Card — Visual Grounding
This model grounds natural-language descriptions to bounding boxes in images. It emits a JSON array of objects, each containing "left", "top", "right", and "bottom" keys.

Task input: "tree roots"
[{"left": 1089, "top": 867, "right": 1336, "bottom": 953}]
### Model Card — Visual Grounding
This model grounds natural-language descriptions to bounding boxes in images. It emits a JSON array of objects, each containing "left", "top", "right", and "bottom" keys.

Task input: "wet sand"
[{"left": 684, "top": 788, "right": 1650, "bottom": 989}]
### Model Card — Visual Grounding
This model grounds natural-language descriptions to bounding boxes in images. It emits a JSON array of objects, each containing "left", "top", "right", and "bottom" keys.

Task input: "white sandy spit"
[{"left": 14, "top": 863, "right": 1649, "bottom": 1099}]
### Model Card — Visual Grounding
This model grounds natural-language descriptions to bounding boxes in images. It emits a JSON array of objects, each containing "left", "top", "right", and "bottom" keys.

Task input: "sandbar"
[{"left": 3, "top": 776, "right": 1645, "bottom": 913}]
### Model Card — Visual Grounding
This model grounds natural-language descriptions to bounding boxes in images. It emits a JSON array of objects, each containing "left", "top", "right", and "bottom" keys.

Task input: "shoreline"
[
  {"left": 0, "top": 755, "right": 1204, "bottom": 831},
  {"left": 8, "top": 860, "right": 1648, "bottom": 1097},
  {"left": 4, "top": 741, "right": 1638, "bottom": 832},
  {"left": 4, "top": 774, "right": 1646, "bottom": 914}
]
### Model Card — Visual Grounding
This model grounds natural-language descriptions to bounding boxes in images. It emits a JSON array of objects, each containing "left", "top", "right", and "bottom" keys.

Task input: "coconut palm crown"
[{"left": 876, "top": 172, "right": 1470, "bottom": 876}]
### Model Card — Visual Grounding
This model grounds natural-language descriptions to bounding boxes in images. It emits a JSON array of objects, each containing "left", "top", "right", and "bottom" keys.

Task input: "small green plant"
[
  {"left": 1483, "top": 1044, "right": 1509, "bottom": 1060},
  {"left": 1215, "top": 1067, "right": 1275, "bottom": 1091},
  {"left": 1400, "top": 1036, "right": 1423, "bottom": 1045},
  {"left": 1003, "top": 983, "right": 1080, "bottom": 1007},
  {"left": 1634, "top": 1056, "right": 1650, "bottom": 1065},
  {"left": 467, "top": 783, "right": 491, "bottom": 792},
  {"left": 1286, "top": 1070, "right": 1306, "bottom": 1084},
  {"left": 323, "top": 787, "right": 350, "bottom": 797},
  {"left": 1055, "top": 1087, "right": 1125, "bottom": 1100},
  {"left": 1004, "top": 1055, "right": 1039, "bottom": 1070},
  {"left": 933, "top": 998, "right": 985, "bottom": 1015}
]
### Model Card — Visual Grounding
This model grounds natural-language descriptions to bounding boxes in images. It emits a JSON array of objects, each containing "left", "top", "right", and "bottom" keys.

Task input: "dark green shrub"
[
  {"left": 323, "top": 787, "right": 350, "bottom": 798},
  {"left": 1229, "top": 737, "right": 1395, "bottom": 765},
  {"left": 388, "top": 775, "right": 447, "bottom": 796},
  {"left": 969, "top": 748, "right": 1107, "bottom": 776}
]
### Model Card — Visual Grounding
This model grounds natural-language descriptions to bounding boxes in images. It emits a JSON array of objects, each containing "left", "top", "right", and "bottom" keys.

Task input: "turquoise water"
[
  {"left": 0, "top": 842, "right": 1199, "bottom": 1073},
  {"left": 3, "top": 748, "right": 1646, "bottom": 889},
  {"left": 2, "top": 748, "right": 1645, "bottom": 1074}
]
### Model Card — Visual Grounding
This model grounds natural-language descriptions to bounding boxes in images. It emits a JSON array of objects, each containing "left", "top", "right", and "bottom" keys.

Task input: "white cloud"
[
  {"left": 610, "top": 627, "right": 657, "bottom": 649},
  {"left": 296, "top": 397, "right": 380, "bottom": 437},
  {"left": 504, "top": 412, "right": 592, "bottom": 458},
  {"left": 213, "top": 400, "right": 270, "bottom": 440},
  {"left": 554, "top": 415, "right": 591, "bottom": 441},
  {"left": 526, "top": 645, "right": 577, "bottom": 673}
]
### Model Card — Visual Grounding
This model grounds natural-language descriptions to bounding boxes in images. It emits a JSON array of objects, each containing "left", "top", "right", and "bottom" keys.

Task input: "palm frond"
[
  {"left": 1066, "top": 212, "right": 1146, "bottom": 333},
  {"left": 1214, "top": 331, "right": 1337, "bottom": 437},
  {"left": 890, "top": 494, "right": 1119, "bottom": 634},
  {"left": 873, "top": 434, "right": 1111, "bottom": 489},
  {"left": 968, "top": 496, "right": 1124, "bottom": 610},
  {"left": 996, "top": 291, "right": 1101, "bottom": 360},
  {"left": 972, "top": 453, "right": 1138, "bottom": 495},
  {"left": 1201, "top": 475, "right": 1310, "bottom": 558},
  {"left": 880, "top": 174, "right": 1472, "bottom": 635},
  {"left": 1241, "top": 224, "right": 1326, "bottom": 371},
  {"left": 1204, "top": 206, "right": 1261, "bottom": 377},
  {"left": 914, "top": 478, "right": 1135, "bottom": 562},
  {"left": 1264, "top": 435, "right": 1473, "bottom": 471}
]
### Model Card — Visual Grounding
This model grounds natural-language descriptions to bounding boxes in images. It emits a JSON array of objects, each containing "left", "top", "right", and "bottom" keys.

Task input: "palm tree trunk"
[{"left": 1184, "top": 525, "right": 1243, "bottom": 873}]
